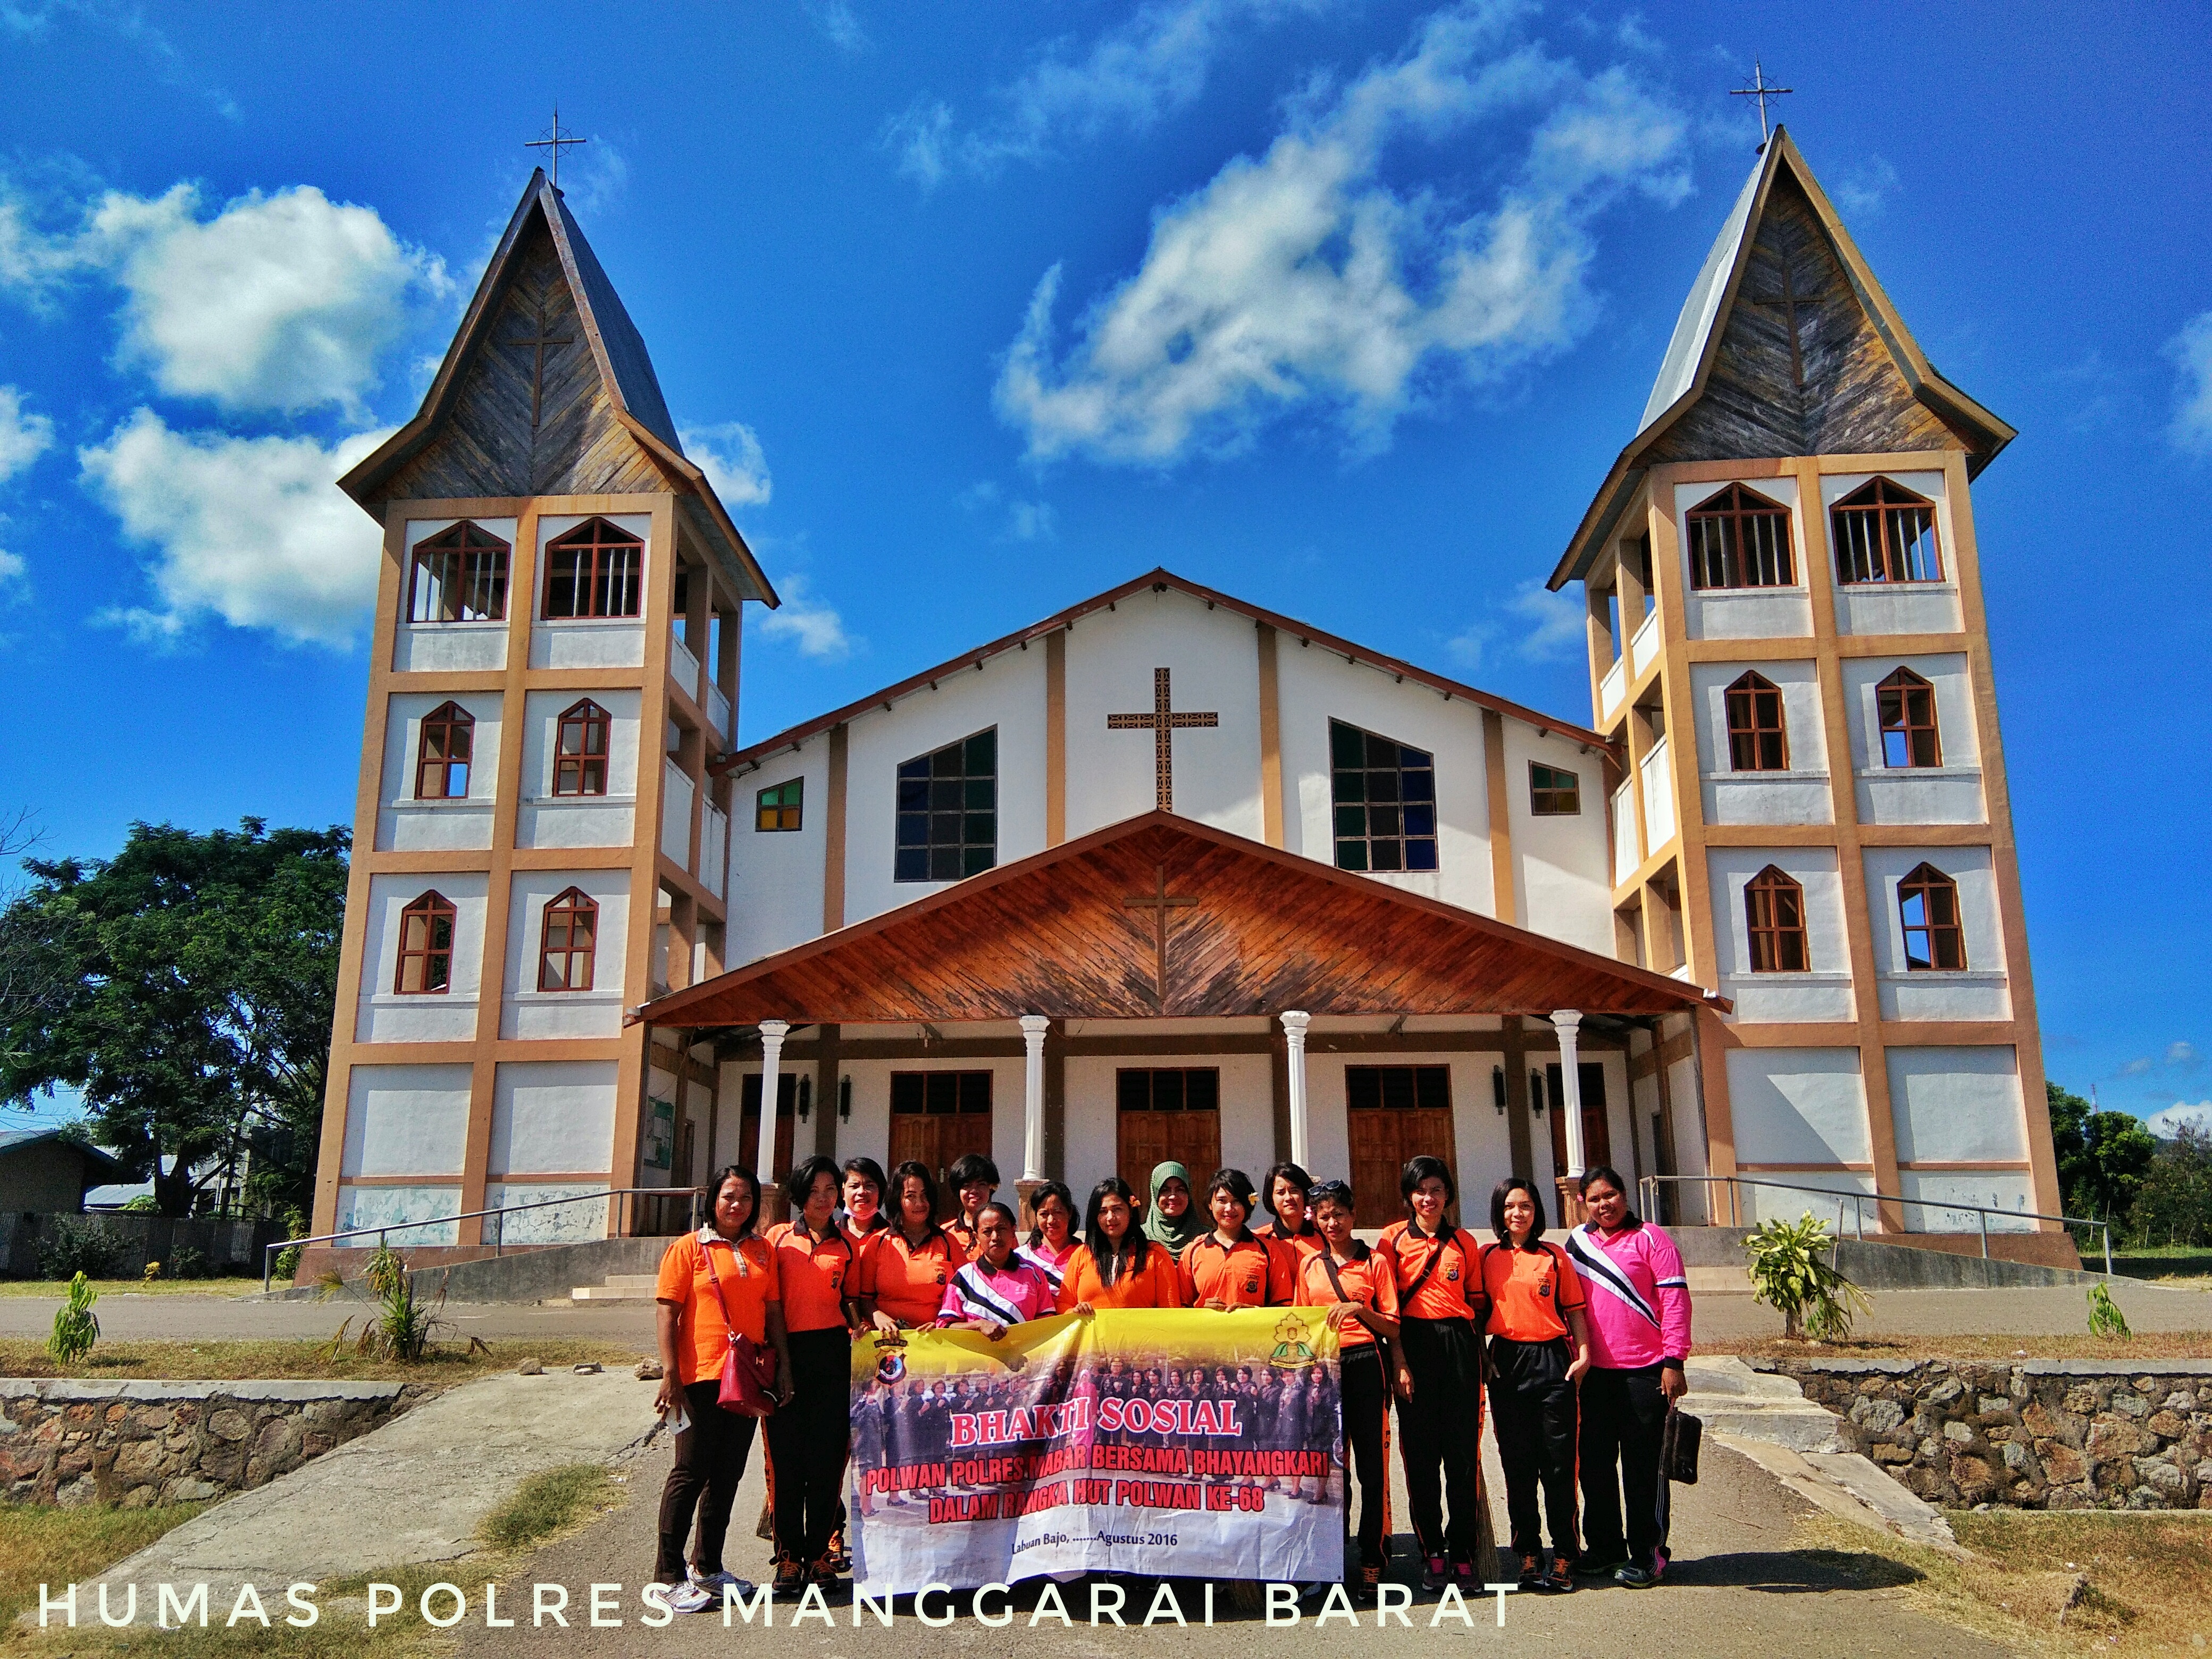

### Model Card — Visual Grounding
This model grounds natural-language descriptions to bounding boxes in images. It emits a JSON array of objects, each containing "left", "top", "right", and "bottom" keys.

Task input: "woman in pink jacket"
[{"left": 1563, "top": 1166, "right": 1691, "bottom": 1589}]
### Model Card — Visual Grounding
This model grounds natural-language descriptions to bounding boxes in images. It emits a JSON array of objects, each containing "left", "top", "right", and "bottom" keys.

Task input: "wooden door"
[
  {"left": 889, "top": 1071, "right": 993, "bottom": 1184},
  {"left": 737, "top": 1074, "right": 797, "bottom": 1183},
  {"left": 1116, "top": 1069, "right": 1221, "bottom": 1187},
  {"left": 1546, "top": 1061, "right": 1612, "bottom": 1176},
  {"left": 1345, "top": 1065, "right": 1457, "bottom": 1227}
]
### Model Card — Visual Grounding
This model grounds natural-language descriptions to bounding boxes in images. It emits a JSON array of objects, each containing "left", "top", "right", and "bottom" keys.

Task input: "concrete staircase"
[
  {"left": 1679, "top": 1356, "right": 1845, "bottom": 1453},
  {"left": 568, "top": 1272, "right": 659, "bottom": 1304}
]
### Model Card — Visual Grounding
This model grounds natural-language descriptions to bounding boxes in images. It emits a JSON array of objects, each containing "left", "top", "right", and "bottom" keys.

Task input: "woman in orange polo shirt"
[
  {"left": 1059, "top": 1177, "right": 1185, "bottom": 1311},
  {"left": 1180, "top": 1168, "right": 1297, "bottom": 1309},
  {"left": 764, "top": 1155, "right": 862, "bottom": 1593},
  {"left": 862, "top": 1160, "right": 959, "bottom": 1334},
  {"left": 1376, "top": 1154, "right": 1488, "bottom": 1594},
  {"left": 651, "top": 1166, "right": 792, "bottom": 1615},
  {"left": 1481, "top": 1177, "right": 1591, "bottom": 1595},
  {"left": 1297, "top": 1179, "right": 1401, "bottom": 1594},
  {"left": 1257, "top": 1161, "right": 1325, "bottom": 1260}
]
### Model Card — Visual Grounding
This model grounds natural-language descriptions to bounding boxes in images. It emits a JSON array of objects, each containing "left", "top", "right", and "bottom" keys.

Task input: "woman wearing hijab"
[{"left": 1142, "top": 1160, "right": 1206, "bottom": 1256}]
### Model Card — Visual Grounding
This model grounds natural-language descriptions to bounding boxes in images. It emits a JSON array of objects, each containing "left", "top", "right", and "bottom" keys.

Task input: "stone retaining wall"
[
  {"left": 1761, "top": 1358, "right": 2212, "bottom": 1511},
  {"left": 0, "top": 1379, "right": 419, "bottom": 1507}
]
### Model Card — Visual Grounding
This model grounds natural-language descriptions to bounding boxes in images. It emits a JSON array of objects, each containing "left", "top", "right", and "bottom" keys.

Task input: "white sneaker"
[
  {"left": 663, "top": 1582, "right": 716, "bottom": 1615},
  {"left": 689, "top": 1569, "right": 755, "bottom": 1595}
]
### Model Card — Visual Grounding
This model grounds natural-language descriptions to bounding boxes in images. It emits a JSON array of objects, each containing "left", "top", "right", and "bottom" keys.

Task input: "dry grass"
[
  {"left": 1699, "top": 1331, "right": 2212, "bottom": 1363},
  {"left": 0, "top": 1502, "right": 208, "bottom": 1628},
  {"left": 0, "top": 1336, "right": 646, "bottom": 1382},
  {"left": 3, "top": 1465, "right": 630, "bottom": 1659},
  {"left": 1797, "top": 1508, "right": 2212, "bottom": 1657},
  {"left": 0, "top": 1280, "right": 261, "bottom": 1300}
]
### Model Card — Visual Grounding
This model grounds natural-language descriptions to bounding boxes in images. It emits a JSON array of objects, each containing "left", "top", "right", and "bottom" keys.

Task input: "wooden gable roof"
[
  {"left": 639, "top": 811, "right": 1722, "bottom": 1027},
  {"left": 1549, "top": 129, "right": 2015, "bottom": 590},
  {"left": 338, "top": 170, "right": 776, "bottom": 605}
]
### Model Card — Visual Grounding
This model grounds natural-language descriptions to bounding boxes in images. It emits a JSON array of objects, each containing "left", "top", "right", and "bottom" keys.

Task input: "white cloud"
[
  {"left": 959, "top": 479, "right": 1058, "bottom": 541},
  {"left": 0, "top": 548, "right": 24, "bottom": 591},
  {"left": 884, "top": 98, "right": 953, "bottom": 191},
  {"left": 757, "top": 572, "right": 855, "bottom": 662},
  {"left": 558, "top": 137, "right": 631, "bottom": 219},
  {"left": 808, "top": 0, "right": 869, "bottom": 52},
  {"left": 0, "top": 179, "right": 446, "bottom": 416},
  {"left": 906, "top": 0, "right": 1332, "bottom": 185},
  {"left": 681, "top": 421, "right": 773, "bottom": 508},
  {"left": 0, "top": 385, "right": 53, "bottom": 482},
  {"left": 2168, "top": 1040, "right": 2200, "bottom": 1068},
  {"left": 1832, "top": 155, "right": 1899, "bottom": 219},
  {"left": 2143, "top": 1101, "right": 2212, "bottom": 1140},
  {"left": 995, "top": 2, "right": 1688, "bottom": 465},
  {"left": 1448, "top": 577, "right": 1583, "bottom": 670},
  {"left": 2175, "top": 312, "right": 2212, "bottom": 457},
  {"left": 2121, "top": 1057, "right": 2155, "bottom": 1076},
  {"left": 78, "top": 408, "right": 390, "bottom": 648}
]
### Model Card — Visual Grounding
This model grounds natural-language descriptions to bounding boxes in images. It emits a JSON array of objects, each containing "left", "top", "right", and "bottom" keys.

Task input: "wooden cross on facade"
[
  {"left": 1752, "top": 242, "right": 1813, "bottom": 390},
  {"left": 1107, "top": 667, "right": 1218, "bottom": 812},
  {"left": 1122, "top": 864, "right": 1196, "bottom": 1010},
  {"left": 504, "top": 299, "right": 573, "bottom": 431}
]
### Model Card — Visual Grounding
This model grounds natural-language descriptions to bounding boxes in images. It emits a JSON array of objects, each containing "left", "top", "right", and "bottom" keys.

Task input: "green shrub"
[
  {"left": 271, "top": 1206, "right": 308, "bottom": 1283},
  {"left": 47, "top": 1273, "right": 99, "bottom": 1364},
  {"left": 169, "top": 1245, "right": 209, "bottom": 1279},
  {"left": 2087, "top": 1282, "right": 2131, "bottom": 1340},
  {"left": 1744, "top": 1211, "right": 1873, "bottom": 1342},
  {"left": 36, "top": 1216, "right": 124, "bottom": 1280}
]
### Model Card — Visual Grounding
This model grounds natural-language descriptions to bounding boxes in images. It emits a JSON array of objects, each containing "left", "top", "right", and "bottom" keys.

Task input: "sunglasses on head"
[{"left": 1306, "top": 1180, "right": 1353, "bottom": 1204}]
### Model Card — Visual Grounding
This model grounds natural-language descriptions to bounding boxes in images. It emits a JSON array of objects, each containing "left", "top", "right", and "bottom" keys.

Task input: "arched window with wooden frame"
[
  {"left": 541, "top": 517, "right": 644, "bottom": 618},
  {"left": 553, "top": 699, "right": 610, "bottom": 797},
  {"left": 408, "top": 520, "right": 509, "bottom": 622},
  {"left": 1831, "top": 477, "right": 1942, "bottom": 584},
  {"left": 414, "top": 701, "right": 474, "bottom": 800},
  {"left": 537, "top": 887, "right": 598, "bottom": 992},
  {"left": 395, "top": 891, "right": 456, "bottom": 994},
  {"left": 1685, "top": 482, "right": 1795, "bottom": 590},
  {"left": 1744, "top": 866, "right": 1808, "bottom": 973},
  {"left": 1897, "top": 863, "right": 1966, "bottom": 971},
  {"left": 1724, "top": 672, "right": 1789, "bottom": 772},
  {"left": 1876, "top": 667, "right": 1942, "bottom": 768}
]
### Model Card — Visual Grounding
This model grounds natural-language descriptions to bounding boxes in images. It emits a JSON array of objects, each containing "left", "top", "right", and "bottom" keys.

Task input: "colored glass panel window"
[
  {"left": 894, "top": 728, "right": 996, "bottom": 883},
  {"left": 756, "top": 778, "right": 802, "bottom": 832},
  {"left": 1328, "top": 719, "right": 1437, "bottom": 873}
]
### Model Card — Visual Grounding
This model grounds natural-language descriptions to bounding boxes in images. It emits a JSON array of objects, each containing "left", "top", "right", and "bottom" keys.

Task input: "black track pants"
[
  {"left": 655, "top": 1380, "right": 758, "bottom": 1582},
  {"left": 1394, "top": 1316, "right": 1482, "bottom": 1564},
  {"left": 1578, "top": 1362, "right": 1670, "bottom": 1568},
  {"left": 764, "top": 1328, "right": 852, "bottom": 1566},
  {"left": 1486, "top": 1336, "right": 1579, "bottom": 1559},
  {"left": 1340, "top": 1344, "right": 1389, "bottom": 1571}
]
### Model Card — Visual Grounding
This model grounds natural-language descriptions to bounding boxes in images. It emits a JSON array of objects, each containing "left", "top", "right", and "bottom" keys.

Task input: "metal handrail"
[
  {"left": 261, "top": 1186, "right": 703, "bottom": 1293},
  {"left": 1637, "top": 1172, "right": 2115, "bottom": 1275}
]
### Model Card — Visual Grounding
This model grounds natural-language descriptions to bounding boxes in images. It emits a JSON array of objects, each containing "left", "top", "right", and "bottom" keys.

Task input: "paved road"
[
  {"left": 459, "top": 1436, "right": 2005, "bottom": 1659},
  {"left": 3, "top": 1278, "right": 2202, "bottom": 1347}
]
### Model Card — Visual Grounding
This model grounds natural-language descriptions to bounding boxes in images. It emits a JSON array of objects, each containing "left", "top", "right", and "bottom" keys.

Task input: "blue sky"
[{"left": 1, "top": 2, "right": 2207, "bottom": 1138}]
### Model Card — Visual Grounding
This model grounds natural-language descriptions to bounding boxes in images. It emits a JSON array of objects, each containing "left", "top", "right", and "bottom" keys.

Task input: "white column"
[
  {"left": 1019, "top": 1015, "right": 1050, "bottom": 1183},
  {"left": 754, "top": 1020, "right": 790, "bottom": 1178},
  {"left": 1551, "top": 1009, "right": 1586, "bottom": 1177},
  {"left": 1280, "top": 1010, "right": 1312, "bottom": 1169}
]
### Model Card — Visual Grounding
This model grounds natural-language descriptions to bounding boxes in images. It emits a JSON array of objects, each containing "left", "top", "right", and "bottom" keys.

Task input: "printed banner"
[{"left": 848, "top": 1309, "right": 1343, "bottom": 1591}]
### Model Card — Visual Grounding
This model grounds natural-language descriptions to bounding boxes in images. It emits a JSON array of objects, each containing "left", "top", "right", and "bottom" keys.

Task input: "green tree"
[
  {"left": 2046, "top": 1082, "right": 2157, "bottom": 1224},
  {"left": 0, "top": 819, "right": 347, "bottom": 1217},
  {"left": 2130, "top": 1126, "right": 2212, "bottom": 1247}
]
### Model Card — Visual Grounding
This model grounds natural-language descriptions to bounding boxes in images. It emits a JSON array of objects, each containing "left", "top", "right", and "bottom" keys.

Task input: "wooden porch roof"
[{"left": 639, "top": 813, "right": 1724, "bottom": 1028}]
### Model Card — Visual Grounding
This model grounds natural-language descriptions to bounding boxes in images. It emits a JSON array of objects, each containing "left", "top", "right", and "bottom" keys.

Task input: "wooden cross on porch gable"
[
  {"left": 1122, "top": 863, "right": 1197, "bottom": 1012},
  {"left": 1107, "top": 667, "right": 1218, "bottom": 812},
  {"left": 502, "top": 298, "right": 574, "bottom": 432}
]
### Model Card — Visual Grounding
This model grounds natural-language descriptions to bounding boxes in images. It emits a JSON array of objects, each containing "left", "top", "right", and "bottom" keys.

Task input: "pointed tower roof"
[
  {"left": 1548, "top": 128, "right": 2013, "bottom": 590},
  {"left": 340, "top": 170, "right": 776, "bottom": 605}
]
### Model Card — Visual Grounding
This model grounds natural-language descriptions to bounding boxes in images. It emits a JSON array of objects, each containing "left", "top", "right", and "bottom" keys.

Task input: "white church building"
[{"left": 307, "top": 129, "right": 2066, "bottom": 1272}]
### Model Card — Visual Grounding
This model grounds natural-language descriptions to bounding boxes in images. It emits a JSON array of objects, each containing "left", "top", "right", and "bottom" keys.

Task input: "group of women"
[{"left": 649, "top": 1147, "right": 1691, "bottom": 1614}]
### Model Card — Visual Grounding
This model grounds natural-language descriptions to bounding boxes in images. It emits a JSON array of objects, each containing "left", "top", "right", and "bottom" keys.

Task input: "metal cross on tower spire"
[
  {"left": 526, "top": 104, "right": 588, "bottom": 188},
  {"left": 1729, "top": 60, "right": 1793, "bottom": 147}
]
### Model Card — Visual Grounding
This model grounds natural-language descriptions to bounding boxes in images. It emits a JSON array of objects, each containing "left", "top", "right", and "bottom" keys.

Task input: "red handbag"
[{"left": 702, "top": 1238, "right": 779, "bottom": 1417}]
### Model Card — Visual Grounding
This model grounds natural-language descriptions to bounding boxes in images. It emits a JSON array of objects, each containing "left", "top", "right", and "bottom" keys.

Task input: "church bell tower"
[
  {"left": 1551, "top": 130, "right": 2067, "bottom": 1255},
  {"left": 304, "top": 170, "right": 777, "bottom": 1271}
]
